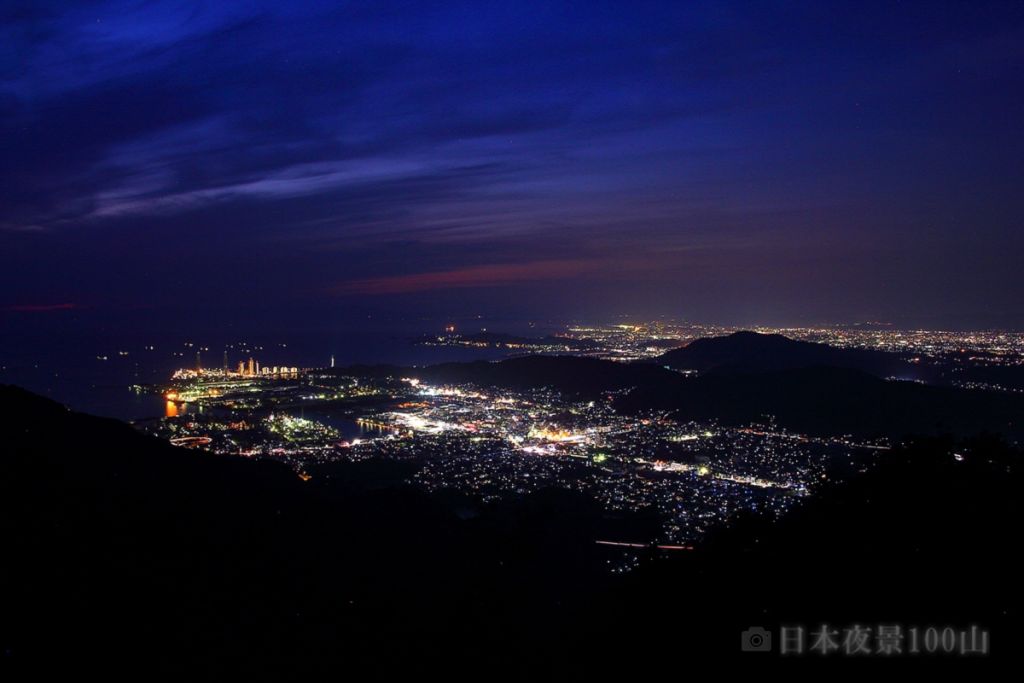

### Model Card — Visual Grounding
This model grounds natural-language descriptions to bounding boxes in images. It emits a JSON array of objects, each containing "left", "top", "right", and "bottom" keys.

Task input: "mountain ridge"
[{"left": 654, "top": 330, "right": 922, "bottom": 378}]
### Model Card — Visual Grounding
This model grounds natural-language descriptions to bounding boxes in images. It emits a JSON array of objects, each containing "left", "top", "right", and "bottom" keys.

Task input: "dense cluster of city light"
[
  {"left": 144, "top": 364, "right": 883, "bottom": 555},
  {"left": 131, "top": 320, "right": 1024, "bottom": 567},
  {"left": 171, "top": 355, "right": 300, "bottom": 380},
  {"left": 423, "top": 320, "right": 1024, "bottom": 367}
]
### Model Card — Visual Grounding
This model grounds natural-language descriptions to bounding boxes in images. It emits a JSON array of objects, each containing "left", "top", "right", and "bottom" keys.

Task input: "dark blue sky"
[{"left": 3, "top": 0, "right": 1023, "bottom": 334}]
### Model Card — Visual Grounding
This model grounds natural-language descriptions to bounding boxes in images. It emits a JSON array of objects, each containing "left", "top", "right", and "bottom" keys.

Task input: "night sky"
[{"left": 3, "top": 1, "right": 1023, "bottom": 336}]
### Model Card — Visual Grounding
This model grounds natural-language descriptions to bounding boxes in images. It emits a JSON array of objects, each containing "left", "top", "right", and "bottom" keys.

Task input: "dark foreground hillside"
[
  {"left": 580, "top": 434, "right": 1021, "bottom": 672},
  {"left": 0, "top": 386, "right": 610, "bottom": 677},
  {"left": 1, "top": 385, "right": 1019, "bottom": 676}
]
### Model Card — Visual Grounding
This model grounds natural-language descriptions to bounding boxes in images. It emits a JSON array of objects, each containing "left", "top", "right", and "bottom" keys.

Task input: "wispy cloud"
[
  {"left": 3, "top": 1, "right": 1022, "bottom": 323},
  {"left": 335, "top": 259, "right": 604, "bottom": 295}
]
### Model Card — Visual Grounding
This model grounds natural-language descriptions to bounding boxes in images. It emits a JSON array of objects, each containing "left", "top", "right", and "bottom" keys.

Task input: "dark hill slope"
[
  {"left": 621, "top": 365, "right": 1024, "bottom": 440},
  {"left": 414, "top": 356, "right": 1024, "bottom": 440},
  {"left": 566, "top": 435, "right": 1022, "bottom": 672},
  {"left": 1, "top": 385, "right": 1019, "bottom": 674},
  {"left": 0, "top": 385, "right": 605, "bottom": 676},
  {"left": 417, "top": 354, "right": 675, "bottom": 394},
  {"left": 656, "top": 330, "right": 922, "bottom": 378}
]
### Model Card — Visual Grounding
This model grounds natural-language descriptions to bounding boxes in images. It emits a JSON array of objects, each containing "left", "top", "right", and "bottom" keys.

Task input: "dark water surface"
[{"left": 0, "top": 313, "right": 554, "bottom": 421}]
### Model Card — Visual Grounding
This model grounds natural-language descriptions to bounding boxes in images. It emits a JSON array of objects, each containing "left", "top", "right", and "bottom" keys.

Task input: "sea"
[{"left": 0, "top": 314, "right": 558, "bottom": 422}]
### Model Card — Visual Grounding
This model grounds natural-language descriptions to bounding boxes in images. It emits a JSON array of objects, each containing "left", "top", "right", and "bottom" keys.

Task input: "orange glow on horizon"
[{"left": 335, "top": 259, "right": 602, "bottom": 295}]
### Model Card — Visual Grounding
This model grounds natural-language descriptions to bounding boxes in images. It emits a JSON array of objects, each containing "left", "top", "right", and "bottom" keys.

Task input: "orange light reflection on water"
[{"left": 165, "top": 400, "right": 187, "bottom": 418}]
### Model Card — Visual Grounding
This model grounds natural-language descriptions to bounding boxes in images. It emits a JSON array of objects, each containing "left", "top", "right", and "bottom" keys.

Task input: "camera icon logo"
[{"left": 741, "top": 626, "right": 772, "bottom": 652}]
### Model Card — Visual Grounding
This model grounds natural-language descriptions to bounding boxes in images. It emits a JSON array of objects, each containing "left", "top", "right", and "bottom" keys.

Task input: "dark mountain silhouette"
[
  {"left": 0, "top": 384, "right": 1019, "bottom": 674},
  {"left": 655, "top": 330, "right": 923, "bottom": 378},
  {"left": 621, "top": 365, "right": 1024, "bottom": 440},
  {"left": 570, "top": 434, "right": 1021, "bottom": 672},
  {"left": 417, "top": 355, "right": 672, "bottom": 394}
]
